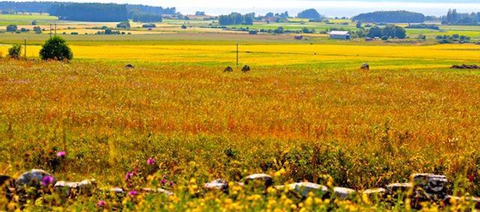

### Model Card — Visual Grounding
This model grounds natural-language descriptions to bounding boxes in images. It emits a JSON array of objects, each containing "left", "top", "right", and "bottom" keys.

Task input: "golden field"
[
  {"left": 1, "top": 43, "right": 479, "bottom": 67},
  {"left": 0, "top": 48, "right": 480, "bottom": 210},
  {"left": 0, "top": 22, "right": 480, "bottom": 209}
]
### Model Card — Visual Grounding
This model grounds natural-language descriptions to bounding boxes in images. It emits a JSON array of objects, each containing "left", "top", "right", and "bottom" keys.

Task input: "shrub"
[
  {"left": 8, "top": 44, "right": 22, "bottom": 59},
  {"left": 6, "top": 24, "right": 17, "bottom": 32},
  {"left": 39, "top": 36, "right": 73, "bottom": 61},
  {"left": 33, "top": 26, "right": 42, "bottom": 34},
  {"left": 381, "top": 36, "right": 388, "bottom": 41}
]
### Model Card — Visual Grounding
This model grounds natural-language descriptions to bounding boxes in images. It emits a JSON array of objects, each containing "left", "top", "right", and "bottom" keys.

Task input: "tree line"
[
  {"left": 0, "top": 1, "right": 175, "bottom": 22},
  {"left": 132, "top": 13, "right": 163, "bottom": 23},
  {"left": 53, "top": 3, "right": 128, "bottom": 22},
  {"left": 352, "top": 11, "right": 425, "bottom": 23},
  {"left": 366, "top": 25, "right": 407, "bottom": 39},
  {"left": 218, "top": 13, "right": 255, "bottom": 25},
  {"left": 443, "top": 9, "right": 480, "bottom": 25}
]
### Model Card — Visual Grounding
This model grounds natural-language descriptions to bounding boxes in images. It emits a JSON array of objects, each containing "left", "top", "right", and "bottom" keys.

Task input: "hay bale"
[
  {"left": 242, "top": 65, "right": 251, "bottom": 73},
  {"left": 224, "top": 66, "right": 233, "bottom": 73},
  {"left": 361, "top": 63, "right": 370, "bottom": 70}
]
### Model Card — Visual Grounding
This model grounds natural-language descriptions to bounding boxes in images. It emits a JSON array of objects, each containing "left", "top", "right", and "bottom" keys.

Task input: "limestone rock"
[
  {"left": 244, "top": 174, "right": 273, "bottom": 188},
  {"left": 204, "top": 179, "right": 228, "bottom": 193},
  {"left": 411, "top": 173, "right": 448, "bottom": 197},
  {"left": 333, "top": 187, "right": 357, "bottom": 200},
  {"left": 276, "top": 182, "right": 328, "bottom": 198}
]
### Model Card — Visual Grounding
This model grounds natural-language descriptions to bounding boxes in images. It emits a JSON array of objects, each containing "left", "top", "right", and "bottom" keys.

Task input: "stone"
[
  {"left": 141, "top": 188, "right": 174, "bottom": 196},
  {"left": 55, "top": 179, "right": 97, "bottom": 198},
  {"left": 275, "top": 182, "right": 328, "bottom": 198},
  {"left": 386, "top": 183, "right": 413, "bottom": 198},
  {"left": 125, "top": 64, "right": 135, "bottom": 69},
  {"left": 363, "top": 188, "right": 387, "bottom": 195},
  {"left": 411, "top": 173, "right": 448, "bottom": 197},
  {"left": 224, "top": 66, "right": 234, "bottom": 73},
  {"left": 244, "top": 174, "right": 273, "bottom": 188},
  {"left": 333, "top": 187, "right": 357, "bottom": 200},
  {"left": 361, "top": 63, "right": 370, "bottom": 70},
  {"left": 15, "top": 169, "right": 56, "bottom": 189},
  {"left": 242, "top": 65, "right": 251, "bottom": 73},
  {"left": 204, "top": 179, "right": 228, "bottom": 193}
]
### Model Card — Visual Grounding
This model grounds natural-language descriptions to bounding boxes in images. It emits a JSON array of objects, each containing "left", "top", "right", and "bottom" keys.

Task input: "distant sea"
[{"left": 152, "top": 0, "right": 480, "bottom": 17}]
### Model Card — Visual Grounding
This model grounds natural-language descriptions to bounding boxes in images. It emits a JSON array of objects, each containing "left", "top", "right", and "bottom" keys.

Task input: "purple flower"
[
  {"left": 56, "top": 151, "right": 66, "bottom": 157},
  {"left": 125, "top": 172, "right": 134, "bottom": 181},
  {"left": 41, "top": 175, "right": 54, "bottom": 186},
  {"left": 161, "top": 179, "right": 167, "bottom": 185},
  {"left": 97, "top": 200, "right": 106, "bottom": 207},
  {"left": 147, "top": 158, "right": 155, "bottom": 165},
  {"left": 128, "top": 190, "right": 138, "bottom": 196}
]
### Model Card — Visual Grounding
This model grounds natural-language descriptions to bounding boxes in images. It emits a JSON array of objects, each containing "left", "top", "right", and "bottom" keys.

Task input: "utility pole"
[
  {"left": 54, "top": 21, "right": 57, "bottom": 36},
  {"left": 24, "top": 38, "right": 27, "bottom": 60},
  {"left": 236, "top": 43, "right": 239, "bottom": 68},
  {"left": 50, "top": 23, "right": 52, "bottom": 38}
]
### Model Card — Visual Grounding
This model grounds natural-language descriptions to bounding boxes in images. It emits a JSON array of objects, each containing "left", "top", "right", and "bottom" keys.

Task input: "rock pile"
[
  {"left": 1, "top": 170, "right": 479, "bottom": 210},
  {"left": 451, "top": 64, "right": 479, "bottom": 69}
]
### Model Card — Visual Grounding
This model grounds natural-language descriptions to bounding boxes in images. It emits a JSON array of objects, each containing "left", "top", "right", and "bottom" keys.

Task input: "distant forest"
[
  {"left": 0, "top": 1, "right": 176, "bottom": 22},
  {"left": 443, "top": 9, "right": 480, "bottom": 25},
  {"left": 352, "top": 11, "right": 425, "bottom": 23}
]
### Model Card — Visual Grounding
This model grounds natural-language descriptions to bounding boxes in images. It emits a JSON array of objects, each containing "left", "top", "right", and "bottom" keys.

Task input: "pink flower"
[
  {"left": 125, "top": 172, "right": 134, "bottom": 181},
  {"left": 128, "top": 190, "right": 138, "bottom": 196},
  {"left": 147, "top": 158, "right": 155, "bottom": 165},
  {"left": 56, "top": 151, "right": 66, "bottom": 157},
  {"left": 42, "top": 175, "right": 54, "bottom": 186},
  {"left": 97, "top": 200, "right": 106, "bottom": 207}
]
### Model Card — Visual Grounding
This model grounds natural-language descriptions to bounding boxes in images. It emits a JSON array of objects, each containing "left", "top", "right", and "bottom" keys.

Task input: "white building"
[{"left": 329, "top": 31, "right": 350, "bottom": 40}]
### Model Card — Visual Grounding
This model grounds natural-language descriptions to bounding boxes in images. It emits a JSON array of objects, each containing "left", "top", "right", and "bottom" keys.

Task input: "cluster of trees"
[
  {"left": 132, "top": 13, "right": 163, "bottom": 22},
  {"left": 352, "top": 11, "right": 425, "bottom": 23},
  {"left": 405, "top": 24, "right": 440, "bottom": 30},
  {"left": 436, "top": 34, "right": 471, "bottom": 44},
  {"left": 258, "top": 12, "right": 290, "bottom": 23},
  {"left": 366, "top": 25, "right": 407, "bottom": 39},
  {"left": 126, "top": 4, "right": 175, "bottom": 18},
  {"left": 218, "top": 13, "right": 255, "bottom": 25},
  {"left": 297, "top": 9, "right": 323, "bottom": 20},
  {"left": 195, "top": 11, "right": 205, "bottom": 16},
  {"left": 53, "top": 3, "right": 128, "bottom": 22},
  {"left": 6, "top": 24, "right": 17, "bottom": 32},
  {"left": 0, "top": 1, "right": 56, "bottom": 14},
  {"left": 443, "top": 9, "right": 480, "bottom": 25},
  {"left": 0, "top": 2, "right": 175, "bottom": 22},
  {"left": 117, "top": 21, "right": 130, "bottom": 29}
]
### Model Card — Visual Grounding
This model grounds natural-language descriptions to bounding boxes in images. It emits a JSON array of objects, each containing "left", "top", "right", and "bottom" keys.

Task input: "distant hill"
[{"left": 352, "top": 11, "right": 425, "bottom": 23}]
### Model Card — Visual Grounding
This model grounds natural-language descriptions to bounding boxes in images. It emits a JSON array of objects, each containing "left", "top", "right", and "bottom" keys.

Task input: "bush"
[
  {"left": 39, "top": 36, "right": 73, "bottom": 61},
  {"left": 8, "top": 44, "right": 22, "bottom": 59},
  {"left": 6, "top": 24, "right": 17, "bottom": 32},
  {"left": 117, "top": 21, "right": 130, "bottom": 29},
  {"left": 381, "top": 36, "right": 388, "bottom": 41}
]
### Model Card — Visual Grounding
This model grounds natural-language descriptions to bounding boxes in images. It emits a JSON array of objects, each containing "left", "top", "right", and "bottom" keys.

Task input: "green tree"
[
  {"left": 6, "top": 25, "right": 17, "bottom": 32},
  {"left": 8, "top": 44, "right": 22, "bottom": 59},
  {"left": 39, "top": 36, "right": 73, "bottom": 61}
]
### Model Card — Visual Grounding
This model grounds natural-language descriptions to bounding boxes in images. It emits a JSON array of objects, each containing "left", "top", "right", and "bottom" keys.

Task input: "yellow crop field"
[
  {"left": 1, "top": 43, "right": 478, "bottom": 68},
  {"left": 1, "top": 19, "right": 480, "bottom": 210}
]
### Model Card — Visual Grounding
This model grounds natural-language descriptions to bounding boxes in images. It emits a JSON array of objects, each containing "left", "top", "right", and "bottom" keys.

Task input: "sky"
[{"left": 22, "top": 0, "right": 480, "bottom": 17}]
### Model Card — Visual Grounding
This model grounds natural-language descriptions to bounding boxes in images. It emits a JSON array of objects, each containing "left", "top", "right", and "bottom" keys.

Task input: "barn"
[{"left": 329, "top": 31, "right": 350, "bottom": 40}]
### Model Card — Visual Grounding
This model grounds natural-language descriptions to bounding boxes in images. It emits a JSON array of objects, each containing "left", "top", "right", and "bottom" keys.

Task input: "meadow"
[{"left": 0, "top": 14, "right": 480, "bottom": 211}]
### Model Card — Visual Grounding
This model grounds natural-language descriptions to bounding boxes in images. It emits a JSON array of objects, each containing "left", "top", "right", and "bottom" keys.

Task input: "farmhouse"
[{"left": 329, "top": 31, "right": 350, "bottom": 40}]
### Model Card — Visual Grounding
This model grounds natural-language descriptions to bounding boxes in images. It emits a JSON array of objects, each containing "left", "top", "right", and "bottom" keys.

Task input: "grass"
[{"left": 0, "top": 19, "right": 480, "bottom": 210}]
